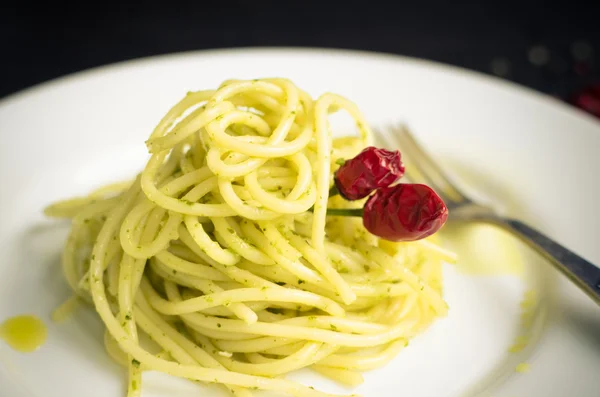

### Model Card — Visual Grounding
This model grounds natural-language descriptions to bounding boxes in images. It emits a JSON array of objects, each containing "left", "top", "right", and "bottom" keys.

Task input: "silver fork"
[{"left": 380, "top": 124, "right": 600, "bottom": 306}]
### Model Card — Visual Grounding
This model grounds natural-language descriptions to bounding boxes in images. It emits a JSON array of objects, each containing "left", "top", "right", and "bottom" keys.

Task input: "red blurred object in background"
[{"left": 570, "top": 83, "right": 600, "bottom": 118}]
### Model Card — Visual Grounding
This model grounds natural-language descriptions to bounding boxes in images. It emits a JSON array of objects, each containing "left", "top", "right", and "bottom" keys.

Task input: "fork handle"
[{"left": 490, "top": 217, "right": 600, "bottom": 305}]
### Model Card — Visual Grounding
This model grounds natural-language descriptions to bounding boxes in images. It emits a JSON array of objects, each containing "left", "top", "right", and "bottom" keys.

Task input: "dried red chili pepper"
[
  {"left": 326, "top": 183, "right": 448, "bottom": 241},
  {"left": 362, "top": 184, "right": 448, "bottom": 241},
  {"left": 334, "top": 147, "right": 405, "bottom": 200}
]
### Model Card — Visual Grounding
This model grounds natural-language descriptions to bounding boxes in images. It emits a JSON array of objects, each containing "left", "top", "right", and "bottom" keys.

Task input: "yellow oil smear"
[
  {"left": 515, "top": 362, "right": 530, "bottom": 373},
  {"left": 440, "top": 222, "right": 524, "bottom": 276},
  {"left": 509, "top": 289, "right": 538, "bottom": 353},
  {"left": 0, "top": 315, "right": 48, "bottom": 353}
]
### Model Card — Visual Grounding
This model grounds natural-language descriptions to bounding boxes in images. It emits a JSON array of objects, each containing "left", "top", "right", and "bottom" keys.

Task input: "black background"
[{"left": 2, "top": 0, "right": 600, "bottom": 101}]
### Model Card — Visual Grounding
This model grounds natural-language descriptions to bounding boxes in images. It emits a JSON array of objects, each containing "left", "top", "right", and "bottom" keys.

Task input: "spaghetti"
[{"left": 45, "top": 78, "right": 454, "bottom": 397}]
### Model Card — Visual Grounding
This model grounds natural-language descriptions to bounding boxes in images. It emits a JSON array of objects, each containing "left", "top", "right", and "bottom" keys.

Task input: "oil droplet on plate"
[
  {"left": 515, "top": 362, "right": 530, "bottom": 373},
  {"left": 441, "top": 222, "right": 525, "bottom": 276},
  {"left": 0, "top": 315, "right": 48, "bottom": 353}
]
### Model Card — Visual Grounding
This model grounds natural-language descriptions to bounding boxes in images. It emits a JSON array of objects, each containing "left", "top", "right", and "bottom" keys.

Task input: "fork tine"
[
  {"left": 380, "top": 124, "right": 470, "bottom": 205},
  {"left": 376, "top": 126, "right": 438, "bottom": 185}
]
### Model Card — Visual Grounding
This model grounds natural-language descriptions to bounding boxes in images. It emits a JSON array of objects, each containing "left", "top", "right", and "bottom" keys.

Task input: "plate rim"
[{"left": 1, "top": 46, "right": 599, "bottom": 130}]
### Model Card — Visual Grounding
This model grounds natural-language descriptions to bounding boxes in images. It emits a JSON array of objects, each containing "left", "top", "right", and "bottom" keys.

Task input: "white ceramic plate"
[{"left": 1, "top": 48, "right": 599, "bottom": 397}]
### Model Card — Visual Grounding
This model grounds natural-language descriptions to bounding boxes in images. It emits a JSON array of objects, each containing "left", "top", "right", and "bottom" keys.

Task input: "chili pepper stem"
[
  {"left": 324, "top": 208, "right": 364, "bottom": 217},
  {"left": 307, "top": 207, "right": 363, "bottom": 217},
  {"left": 328, "top": 185, "right": 340, "bottom": 197}
]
